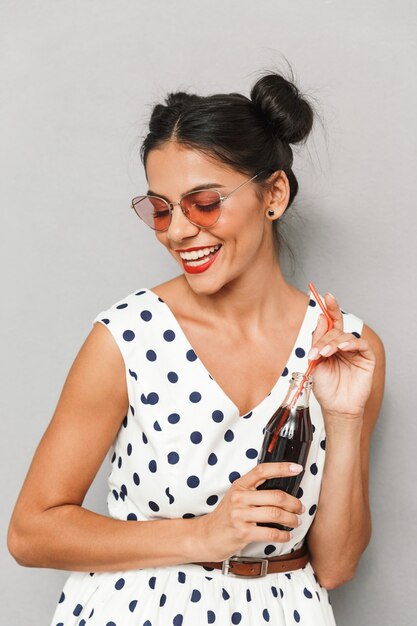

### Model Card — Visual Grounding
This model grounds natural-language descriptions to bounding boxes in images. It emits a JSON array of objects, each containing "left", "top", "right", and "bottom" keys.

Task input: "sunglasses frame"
[{"left": 131, "top": 169, "right": 273, "bottom": 232}]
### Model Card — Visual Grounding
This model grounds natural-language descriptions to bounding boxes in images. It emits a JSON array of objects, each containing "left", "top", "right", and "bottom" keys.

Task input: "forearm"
[
  {"left": 307, "top": 414, "right": 371, "bottom": 588},
  {"left": 10, "top": 504, "right": 203, "bottom": 572}
]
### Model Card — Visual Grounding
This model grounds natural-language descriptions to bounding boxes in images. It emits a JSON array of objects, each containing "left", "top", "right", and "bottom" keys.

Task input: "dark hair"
[{"left": 140, "top": 70, "right": 314, "bottom": 256}]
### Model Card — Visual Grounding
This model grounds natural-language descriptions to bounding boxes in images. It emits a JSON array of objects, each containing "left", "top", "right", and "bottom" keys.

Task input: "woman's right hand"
[{"left": 195, "top": 462, "right": 305, "bottom": 562}]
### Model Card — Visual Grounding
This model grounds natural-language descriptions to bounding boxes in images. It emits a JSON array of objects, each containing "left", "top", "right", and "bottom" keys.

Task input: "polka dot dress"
[{"left": 50, "top": 287, "right": 363, "bottom": 626}]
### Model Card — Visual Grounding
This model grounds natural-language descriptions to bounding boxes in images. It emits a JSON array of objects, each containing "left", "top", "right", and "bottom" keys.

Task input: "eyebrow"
[{"left": 146, "top": 182, "right": 223, "bottom": 201}]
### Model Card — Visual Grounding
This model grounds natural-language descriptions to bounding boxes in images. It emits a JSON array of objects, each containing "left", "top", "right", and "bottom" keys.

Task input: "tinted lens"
[
  {"left": 181, "top": 190, "right": 221, "bottom": 227},
  {"left": 132, "top": 196, "right": 171, "bottom": 231}
]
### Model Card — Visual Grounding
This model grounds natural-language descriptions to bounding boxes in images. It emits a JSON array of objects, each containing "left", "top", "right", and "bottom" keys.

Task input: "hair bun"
[{"left": 250, "top": 72, "right": 314, "bottom": 144}]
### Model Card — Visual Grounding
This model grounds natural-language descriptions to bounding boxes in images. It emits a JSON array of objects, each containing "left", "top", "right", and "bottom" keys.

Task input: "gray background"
[{"left": 1, "top": 1, "right": 416, "bottom": 624}]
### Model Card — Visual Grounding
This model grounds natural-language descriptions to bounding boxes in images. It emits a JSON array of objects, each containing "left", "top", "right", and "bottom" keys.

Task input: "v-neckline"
[{"left": 144, "top": 287, "right": 313, "bottom": 418}]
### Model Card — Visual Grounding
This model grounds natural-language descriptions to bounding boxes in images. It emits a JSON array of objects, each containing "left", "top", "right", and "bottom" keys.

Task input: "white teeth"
[{"left": 179, "top": 245, "right": 221, "bottom": 261}]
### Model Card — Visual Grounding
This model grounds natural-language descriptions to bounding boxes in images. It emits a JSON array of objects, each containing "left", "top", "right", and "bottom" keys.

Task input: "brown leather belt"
[{"left": 192, "top": 544, "right": 309, "bottom": 578}]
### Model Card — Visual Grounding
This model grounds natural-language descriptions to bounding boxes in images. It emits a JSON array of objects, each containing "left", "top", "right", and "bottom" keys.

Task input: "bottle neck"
[{"left": 283, "top": 373, "right": 312, "bottom": 409}]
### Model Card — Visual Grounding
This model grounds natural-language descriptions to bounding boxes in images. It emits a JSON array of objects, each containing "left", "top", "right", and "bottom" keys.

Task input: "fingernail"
[
  {"left": 308, "top": 347, "right": 319, "bottom": 360},
  {"left": 337, "top": 341, "right": 350, "bottom": 349},
  {"left": 297, "top": 517, "right": 303, "bottom": 526},
  {"left": 326, "top": 292, "right": 336, "bottom": 299},
  {"left": 319, "top": 345, "right": 332, "bottom": 356},
  {"left": 290, "top": 463, "right": 303, "bottom": 473},
  {"left": 301, "top": 504, "right": 306, "bottom": 513}
]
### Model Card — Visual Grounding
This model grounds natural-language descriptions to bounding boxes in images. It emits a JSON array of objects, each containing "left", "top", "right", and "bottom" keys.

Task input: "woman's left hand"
[{"left": 308, "top": 293, "right": 376, "bottom": 419}]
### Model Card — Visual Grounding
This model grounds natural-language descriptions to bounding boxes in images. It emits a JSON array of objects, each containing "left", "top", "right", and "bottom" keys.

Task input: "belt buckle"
[{"left": 221, "top": 556, "right": 269, "bottom": 578}]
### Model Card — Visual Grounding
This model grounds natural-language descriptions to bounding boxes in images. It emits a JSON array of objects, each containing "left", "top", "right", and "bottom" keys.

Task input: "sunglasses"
[{"left": 131, "top": 170, "right": 271, "bottom": 232}]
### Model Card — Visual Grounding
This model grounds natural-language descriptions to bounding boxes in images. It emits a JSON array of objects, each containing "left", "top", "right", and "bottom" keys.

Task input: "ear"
[{"left": 264, "top": 170, "right": 290, "bottom": 220}]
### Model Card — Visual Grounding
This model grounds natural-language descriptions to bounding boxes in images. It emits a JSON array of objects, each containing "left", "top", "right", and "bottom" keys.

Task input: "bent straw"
[
  {"left": 266, "top": 282, "right": 334, "bottom": 453},
  {"left": 288, "top": 282, "right": 334, "bottom": 410}
]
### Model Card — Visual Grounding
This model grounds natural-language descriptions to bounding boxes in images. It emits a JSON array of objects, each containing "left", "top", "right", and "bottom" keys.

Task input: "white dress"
[{"left": 49, "top": 286, "right": 363, "bottom": 626}]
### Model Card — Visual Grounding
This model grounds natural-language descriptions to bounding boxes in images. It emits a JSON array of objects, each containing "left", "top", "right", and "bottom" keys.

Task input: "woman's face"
[{"left": 145, "top": 141, "right": 279, "bottom": 295}]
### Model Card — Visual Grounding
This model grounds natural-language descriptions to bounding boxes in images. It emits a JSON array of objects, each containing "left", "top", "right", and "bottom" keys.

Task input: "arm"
[
  {"left": 7, "top": 323, "right": 200, "bottom": 572},
  {"left": 307, "top": 324, "right": 385, "bottom": 589}
]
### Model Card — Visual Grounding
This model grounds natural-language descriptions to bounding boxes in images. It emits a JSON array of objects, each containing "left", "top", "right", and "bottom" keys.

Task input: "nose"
[{"left": 166, "top": 203, "right": 200, "bottom": 241}]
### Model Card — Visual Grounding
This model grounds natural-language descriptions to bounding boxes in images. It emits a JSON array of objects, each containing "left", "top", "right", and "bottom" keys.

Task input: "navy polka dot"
[
  {"left": 127, "top": 443, "right": 132, "bottom": 456},
  {"left": 310, "top": 462, "right": 318, "bottom": 475},
  {"left": 304, "top": 587, "right": 313, "bottom": 599},
  {"left": 242, "top": 411, "right": 253, "bottom": 419},
  {"left": 178, "top": 572, "right": 186, "bottom": 583},
  {"left": 246, "top": 589, "right": 252, "bottom": 602},
  {"left": 163, "top": 329, "right": 176, "bottom": 342},
  {"left": 264, "top": 544, "right": 276, "bottom": 555},
  {"left": 232, "top": 613, "right": 242, "bottom": 624},
  {"left": 133, "top": 472, "right": 140, "bottom": 485},
  {"left": 191, "top": 589, "right": 201, "bottom": 602},
  {"left": 279, "top": 588, "right": 284, "bottom": 598},
  {"left": 208, "top": 453, "right": 218, "bottom": 465},
  {"left": 165, "top": 487, "right": 174, "bottom": 504},
  {"left": 118, "top": 456, "right": 122, "bottom": 469},
  {"left": 168, "top": 413, "right": 181, "bottom": 424},
  {"left": 117, "top": 303, "right": 128, "bottom": 309},
  {"left": 282, "top": 367, "right": 289, "bottom": 376},
  {"left": 173, "top": 615, "right": 183, "bottom": 626},
  {"left": 352, "top": 331, "right": 361, "bottom": 338},
  {"left": 100, "top": 318, "right": 110, "bottom": 324},
  {"left": 245, "top": 448, "right": 258, "bottom": 459},
  {"left": 309, "top": 298, "right": 316, "bottom": 307},
  {"left": 263, "top": 608, "right": 270, "bottom": 622},
  {"left": 187, "top": 475, "right": 200, "bottom": 488},
  {"left": 296, "top": 486, "right": 303, "bottom": 498},
  {"left": 206, "top": 495, "right": 218, "bottom": 506},
  {"left": 224, "top": 429, "right": 234, "bottom": 442},
  {"left": 186, "top": 349, "right": 198, "bottom": 361},
  {"left": 294, "top": 610, "right": 301, "bottom": 622},
  {"left": 140, "top": 310, "right": 152, "bottom": 321},
  {"left": 143, "top": 621, "right": 151, "bottom": 626},
  {"left": 320, "top": 438, "right": 326, "bottom": 450},
  {"left": 129, "top": 369, "right": 138, "bottom": 380},
  {"left": 146, "top": 349, "right": 157, "bottom": 361},
  {"left": 142, "top": 432, "right": 148, "bottom": 444},
  {"left": 309, "top": 504, "right": 317, "bottom": 515},
  {"left": 122, "top": 330, "right": 135, "bottom": 342},
  {"left": 189, "top": 391, "right": 202, "bottom": 403},
  {"left": 160, "top": 594, "right": 167, "bottom": 607},
  {"left": 222, "top": 588, "right": 230, "bottom": 600},
  {"left": 73, "top": 604, "right": 83, "bottom": 616},
  {"left": 271, "top": 586, "right": 278, "bottom": 597},
  {"left": 190, "top": 431, "right": 203, "bottom": 444},
  {"left": 115, "top": 577, "right": 125, "bottom": 590},
  {"left": 147, "top": 392, "right": 159, "bottom": 405},
  {"left": 228, "top": 471, "right": 241, "bottom": 483},
  {"left": 79, "top": 620, "right": 86, "bottom": 626},
  {"left": 58, "top": 592, "right": 65, "bottom": 603},
  {"left": 149, "top": 460, "right": 157, "bottom": 473},
  {"left": 148, "top": 576, "right": 156, "bottom": 589},
  {"left": 168, "top": 451, "right": 180, "bottom": 464},
  {"left": 212, "top": 410, "right": 224, "bottom": 423},
  {"left": 129, "top": 600, "right": 138, "bottom": 612},
  {"left": 127, "top": 513, "right": 137, "bottom": 520},
  {"left": 167, "top": 371, "right": 178, "bottom": 383},
  {"left": 153, "top": 420, "right": 162, "bottom": 431},
  {"left": 207, "top": 610, "right": 216, "bottom": 623},
  {"left": 149, "top": 501, "right": 160, "bottom": 512},
  {"left": 295, "top": 347, "right": 305, "bottom": 358},
  {"left": 106, "top": 622, "right": 117, "bottom": 626}
]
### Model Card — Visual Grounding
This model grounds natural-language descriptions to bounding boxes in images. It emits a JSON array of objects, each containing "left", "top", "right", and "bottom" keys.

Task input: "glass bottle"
[{"left": 256, "top": 372, "right": 313, "bottom": 531}]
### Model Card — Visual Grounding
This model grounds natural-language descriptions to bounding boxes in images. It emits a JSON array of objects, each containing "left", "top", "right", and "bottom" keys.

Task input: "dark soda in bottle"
[{"left": 256, "top": 372, "right": 313, "bottom": 531}]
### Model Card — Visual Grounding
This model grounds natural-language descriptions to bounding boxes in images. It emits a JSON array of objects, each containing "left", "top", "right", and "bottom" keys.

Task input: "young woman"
[{"left": 8, "top": 71, "right": 385, "bottom": 626}]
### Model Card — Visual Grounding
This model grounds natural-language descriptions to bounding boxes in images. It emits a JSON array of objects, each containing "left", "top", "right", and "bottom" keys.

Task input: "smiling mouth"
[{"left": 178, "top": 244, "right": 222, "bottom": 266}]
